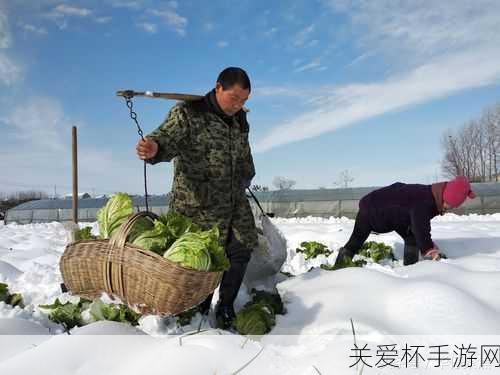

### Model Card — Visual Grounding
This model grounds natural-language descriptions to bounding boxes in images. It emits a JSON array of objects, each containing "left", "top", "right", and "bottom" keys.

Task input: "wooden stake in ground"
[{"left": 72, "top": 126, "right": 78, "bottom": 224}]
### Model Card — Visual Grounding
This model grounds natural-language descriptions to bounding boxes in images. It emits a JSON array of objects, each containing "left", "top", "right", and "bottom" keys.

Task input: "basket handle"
[
  {"left": 104, "top": 211, "right": 159, "bottom": 298},
  {"left": 109, "top": 211, "right": 159, "bottom": 250}
]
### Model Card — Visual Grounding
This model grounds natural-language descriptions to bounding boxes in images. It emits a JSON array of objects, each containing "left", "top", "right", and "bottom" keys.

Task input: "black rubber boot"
[
  {"left": 215, "top": 260, "right": 249, "bottom": 329},
  {"left": 215, "top": 302, "right": 236, "bottom": 330},
  {"left": 403, "top": 243, "right": 419, "bottom": 265},
  {"left": 197, "top": 293, "right": 213, "bottom": 316}
]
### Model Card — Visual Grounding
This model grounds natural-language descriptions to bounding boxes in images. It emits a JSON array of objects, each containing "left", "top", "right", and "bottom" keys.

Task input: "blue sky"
[{"left": 1, "top": 0, "right": 500, "bottom": 196}]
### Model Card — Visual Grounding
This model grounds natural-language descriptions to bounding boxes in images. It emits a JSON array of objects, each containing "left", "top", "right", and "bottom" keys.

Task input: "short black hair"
[{"left": 217, "top": 67, "right": 251, "bottom": 92}]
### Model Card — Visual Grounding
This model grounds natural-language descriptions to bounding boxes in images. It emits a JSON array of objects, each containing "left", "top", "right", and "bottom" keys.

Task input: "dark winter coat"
[
  {"left": 146, "top": 90, "right": 257, "bottom": 250},
  {"left": 359, "top": 182, "right": 445, "bottom": 252}
]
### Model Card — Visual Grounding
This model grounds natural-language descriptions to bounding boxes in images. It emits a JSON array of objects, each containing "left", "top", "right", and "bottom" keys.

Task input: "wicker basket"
[{"left": 60, "top": 212, "right": 223, "bottom": 315}]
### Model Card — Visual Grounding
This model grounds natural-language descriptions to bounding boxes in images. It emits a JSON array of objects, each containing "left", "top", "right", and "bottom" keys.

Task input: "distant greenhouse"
[
  {"left": 5, "top": 196, "right": 170, "bottom": 224},
  {"left": 5, "top": 182, "right": 500, "bottom": 224}
]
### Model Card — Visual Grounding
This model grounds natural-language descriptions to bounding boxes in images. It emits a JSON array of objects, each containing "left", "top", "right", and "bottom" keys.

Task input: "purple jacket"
[{"left": 359, "top": 182, "right": 445, "bottom": 252}]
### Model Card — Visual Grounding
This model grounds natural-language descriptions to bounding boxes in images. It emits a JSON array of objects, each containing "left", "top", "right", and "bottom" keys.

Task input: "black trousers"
[
  {"left": 200, "top": 227, "right": 252, "bottom": 310},
  {"left": 344, "top": 211, "right": 420, "bottom": 266}
]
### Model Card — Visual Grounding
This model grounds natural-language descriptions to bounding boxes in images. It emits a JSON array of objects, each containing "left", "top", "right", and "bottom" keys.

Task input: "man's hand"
[{"left": 136, "top": 137, "right": 159, "bottom": 160}]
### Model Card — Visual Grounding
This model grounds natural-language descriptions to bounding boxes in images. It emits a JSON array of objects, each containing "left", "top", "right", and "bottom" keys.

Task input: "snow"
[{"left": 1, "top": 214, "right": 500, "bottom": 374}]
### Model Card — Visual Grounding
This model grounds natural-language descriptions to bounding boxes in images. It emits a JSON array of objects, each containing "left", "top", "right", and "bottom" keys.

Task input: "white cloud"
[
  {"left": 255, "top": 46, "right": 500, "bottom": 152},
  {"left": 95, "top": 16, "right": 112, "bottom": 24},
  {"left": 53, "top": 4, "right": 92, "bottom": 17},
  {"left": 293, "top": 24, "right": 315, "bottom": 47},
  {"left": 255, "top": 1, "right": 500, "bottom": 152},
  {"left": 44, "top": 4, "right": 93, "bottom": 29},
  {"left": 0, "top": 54, "right": 22, "bottom": 85},
  {"left": 264, "top": 27, "right": 278, "bottom": 37},
  {"left": 108, "top": 0, "right": 146, "bottom": 9},
  {"left": 326, "top": 0, "right": 500, "bottom": 63},
  {"left": 0, "top": 96, "right": 165, "bottom": 195},
  {"left": 148, "top": 8, "right": 187, "bottom": 36},
  {"left": 254, "top": 86, "right": 304, "bottom": 98},
  {"left": 137, "top": 22, "right": 157, "bottom": 34},
  {"left": 1, "top": 97, "right": 68, "bottom": 152},
  {"left": 0, "top": 12, "right": 11, "bottom": 48},
  {"left": 294, "top": 58, "right": 325, "bottom": 73},
  {"left": 19, "top": 23, "right": 48, "bottom": 35},
  {"left": 217, "top": 40, "right": 228, "bottom": 48}
]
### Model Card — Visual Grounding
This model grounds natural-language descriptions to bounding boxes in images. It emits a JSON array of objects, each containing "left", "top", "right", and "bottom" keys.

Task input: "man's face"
[{"left": 215, "top": 82, "right": 250, "bottom": 116}]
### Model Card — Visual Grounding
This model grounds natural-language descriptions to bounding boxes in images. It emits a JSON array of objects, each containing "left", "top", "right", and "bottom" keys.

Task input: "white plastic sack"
[{"left": 243, "top": 214, "right": 287, "bottom": 291}]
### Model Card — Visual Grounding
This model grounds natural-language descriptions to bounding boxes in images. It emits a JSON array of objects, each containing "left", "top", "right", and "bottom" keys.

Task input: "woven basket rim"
[{"left": 64, "top": 238, "right": 223, "bottom": 276}]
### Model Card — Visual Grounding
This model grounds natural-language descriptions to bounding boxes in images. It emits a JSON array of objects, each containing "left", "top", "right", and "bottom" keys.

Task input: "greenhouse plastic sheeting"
[{"left": 5, "top": 183, "right": 500, "bottom": 224}]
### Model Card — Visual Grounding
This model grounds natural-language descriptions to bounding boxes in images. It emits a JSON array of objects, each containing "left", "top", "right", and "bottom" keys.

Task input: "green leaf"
[
  {"left": 131, "top": 219, "right": 169, "bottom": 255},
  {"left": 164, "top": 232, "right": 212, "bottom": 271},
  {"left": 38, "top": 297, "right": 91, "bottom": 329},
  {"left": 250, "top": 289, "right": 285, "bottom": 315},
  {"left": 164, "top": 226, "right": 229, "bottom": 272},
  {"left": 96, "top": 192, "right": 134, "bottom": 239},
  {"left": 0, "top": 283, "right": 9, "bottom": 303},
  {"left": 39, "top": 298, "right": 83, "bottom": 329},
  {"left": 296, "top": 241, "right": 332, "bottom": 260},
  {"left": 89, "top": 300, "right": 141, "bottom": 326},
  {"left": 0, "top": 283, "right": 25, "bottom": 308},
  {"left": 359, "top": 241, "right": 395, "bottom": 263},
  {"left": 7, "top": 293, "right": 24, "bottom": 308},
  {"left": 234, "top": 303, "right": 276, "bottom": 335},
  {"left": 75, "top": 227, "right": 94, "bottom": 241}
]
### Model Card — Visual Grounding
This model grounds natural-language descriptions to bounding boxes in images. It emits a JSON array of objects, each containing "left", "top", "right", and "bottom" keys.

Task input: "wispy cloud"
[
  {"left": 294, "top": 58, "right": 326, "bottom": 73},
  {"left": 0, "top": 13, "right": 11, "bottom": 48},
  {"left": 345, "top": 51, "right": 373, "bottom": 68},
  {"left": 0, "top": 11, "right": 22, "bottom": 86},
  {"left": 0, "top": 54, "right": 22, "bottom": 86},
  {"left": 217, "top": 40, "right": 228, "bottom": 48},
  {"left": 0, "top": 96, "right": 156, "bottom": 195},
  {"left": 52, "top": 4, "right": 92, "bottom": 18},
  {"left": 137, "top": 22, "right": 157, "bottom": 34},
  {"left": 148, "top": 7, "right": 187, "bottom": 36},
  {"left": 255, "top": 46, "right": 500, "bottom": 152},
  {"left": 254, "top": 86, "right": 305, "bottom": 98},
  {"left": 107, "top": 0, "right": 146, "bottom": 10},
  {"left": 44, "top": 4, "right": 93, "bottom": 29},
  {"left": 95, "top": 16, "right": 112, "bottom": 24},
  {"left": 255, "top": 1, "right": 500, "bottom": 152},
  {"left": 263, "top": 27, "right": 278, "bottom": 37},
  {"left": 293, "top": 24, "right": 316, "bottom": 47},
  {"left": 19, "top": 23, "right": 48, "bottom": 35}
]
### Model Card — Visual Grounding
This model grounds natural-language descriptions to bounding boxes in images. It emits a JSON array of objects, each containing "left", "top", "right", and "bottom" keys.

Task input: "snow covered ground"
[{"left": 1, "top": 214, "right": 500, "bottom": 374}]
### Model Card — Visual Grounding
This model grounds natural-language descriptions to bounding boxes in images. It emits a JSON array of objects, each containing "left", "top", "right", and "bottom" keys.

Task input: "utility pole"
[{"left": 72, "top": 126, "right": 78, "bottom": 224}]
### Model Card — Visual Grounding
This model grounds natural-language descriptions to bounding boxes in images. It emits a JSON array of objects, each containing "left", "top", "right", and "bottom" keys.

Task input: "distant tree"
[
  {"left": 333, "top": 170, "right": 354, "bottom": 188},
  {"left": 272, "top": 176, "right": 296, "bottom": 190},
  {"left": 441, "top": 102, "right": 500, "bottom": 182},
  {"left": 251, "top": 184, "right": 270, "bottom": 192},
  {"left": 0, "top": 190, "right": 49, "bottom": 214}
]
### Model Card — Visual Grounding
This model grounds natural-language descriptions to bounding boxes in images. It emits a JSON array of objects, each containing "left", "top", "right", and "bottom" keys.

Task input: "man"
[
  {"left": 136, "top": 67, "right": 258, "bottom": 329},
  {"left": 334, "top": 176, "right": 476, "bottom": 268}
]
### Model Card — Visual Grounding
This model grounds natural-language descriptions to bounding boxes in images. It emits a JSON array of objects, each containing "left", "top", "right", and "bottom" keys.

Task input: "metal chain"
[{"left": 124, "top": 95, "right": 149, "bottom": 212}]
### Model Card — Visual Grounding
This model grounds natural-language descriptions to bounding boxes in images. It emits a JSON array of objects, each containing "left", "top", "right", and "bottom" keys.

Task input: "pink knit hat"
[{"left": 443, "top": 176, "right": 476, "bottom": 208}]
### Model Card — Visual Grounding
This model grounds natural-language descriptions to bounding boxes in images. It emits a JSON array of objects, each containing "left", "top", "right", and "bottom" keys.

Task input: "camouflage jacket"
[{"left": 146, "top": 91, "right": 258, "bottom": 250}]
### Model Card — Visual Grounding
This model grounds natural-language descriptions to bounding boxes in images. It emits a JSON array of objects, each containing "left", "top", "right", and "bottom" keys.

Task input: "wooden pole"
[{"left": 72, "top": 126, "right": 78, "bottom": 224}]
